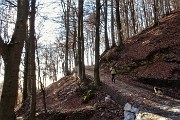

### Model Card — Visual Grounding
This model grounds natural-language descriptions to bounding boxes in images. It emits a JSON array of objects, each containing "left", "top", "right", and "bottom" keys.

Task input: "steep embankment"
[{"left": 101, "top": 11, "right": 180, "bottom": 88}]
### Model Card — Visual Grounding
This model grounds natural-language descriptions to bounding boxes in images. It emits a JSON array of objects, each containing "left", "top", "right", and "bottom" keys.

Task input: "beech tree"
[
  {"left": 111, "top": 0, "right": 116, "bottom": 47},
  {"left": 0, "top": 0, "right": 29, "bottom": 119},
  {"left": 104, "top": 0, "right": 110, "bottom": 51},
  {"left": 29, "top": 0, "right": 36, "bottom": 119},
  {"left": 64, "top": 0, "right": 71, "bottom": 76},
  {"left": 115, "top": 0, "right": 123, "bottom": 48},
  {"left": 78, "top": 0, "right": 86, "bottom": 82},
  {"left": 94, "top": 0, "right": 100, "bottom": 86}
]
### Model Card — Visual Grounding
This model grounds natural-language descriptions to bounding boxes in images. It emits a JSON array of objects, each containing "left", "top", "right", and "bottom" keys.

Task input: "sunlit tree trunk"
[
  {"left": 165, "top": 0, "right": 171, "bottom": 15},
  {"left": 142, "top": 0, "right": 148, "bottom": 27},
  {"left": 0, "top": 0, "right": 29, "bottom": 119}
]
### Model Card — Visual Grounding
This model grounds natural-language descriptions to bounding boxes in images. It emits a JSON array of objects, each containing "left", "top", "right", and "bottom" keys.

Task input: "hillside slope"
[{"left": 101, "top": 10, "right": 180, "bottom": 88}]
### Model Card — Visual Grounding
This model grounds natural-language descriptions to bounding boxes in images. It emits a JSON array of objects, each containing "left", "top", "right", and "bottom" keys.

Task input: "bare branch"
[{"left": 5, "top": 0, "right": 17, "bottom": 7}]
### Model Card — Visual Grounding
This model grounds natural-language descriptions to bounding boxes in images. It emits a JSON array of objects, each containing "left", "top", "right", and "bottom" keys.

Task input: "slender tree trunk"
[
  {"left": 159, "top": 0, "right": 165, "bottom": 17},
  {"left": 29, "top": 0, "right": 36, "bottom": 119},
  {"left": 35, "top": 38, "right": 40, "bottom": 90},
  {"left": 129, "top": 0, "right": 136, "bottom": 34},
  {"left": 111, "top": 0, "right": 116, "bottom": 47},
  {"left": 78, "top": 0, "right": 85, "bottom": 82},
  {"left": 23, "top": 31, "right": 29, "bottom": 101},
  {"left": 65, "top": 0, "right": 70, "bottom": 76},
  {"left": 94, "top": 0, "right": 100, "bottom": 86},
  {"left": 124, "top": 0, "right": 129, "bottom": 38},
  {"left": 72, "top": 10, "right": 78, "bottom": 74},
  {"left": 0, "top": 0, "right": 29, "bottom": 120},
  {"left": 153, "top": 0, "right": 159, "bottom": 26},
  {"left": 80, "top": 0, "right": 86, "bottom": 82},
  {"left": 115, "top": 0, "right": 123, "bottom": 48},
  {"left": 78, "top": 0, "right": 82, "bottom": 81},
  {"left": 104, "top": 0, "right": 110, "bottom": 51},
  {"left": 142, "top": 0, "right": 148, "bottom": 27},
  {"left": 165, "top": 0, "right": 170, "bottom": 15}
]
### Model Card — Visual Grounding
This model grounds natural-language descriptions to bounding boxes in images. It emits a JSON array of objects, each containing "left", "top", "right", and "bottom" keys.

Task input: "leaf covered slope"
[{"left": 101, "top": 11, "right": 180, "bottom": 87}]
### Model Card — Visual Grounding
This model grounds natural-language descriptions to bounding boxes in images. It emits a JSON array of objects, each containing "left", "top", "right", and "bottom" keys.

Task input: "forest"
[{"left": 0, "top": 0, "right": 180, "bottom": 120}]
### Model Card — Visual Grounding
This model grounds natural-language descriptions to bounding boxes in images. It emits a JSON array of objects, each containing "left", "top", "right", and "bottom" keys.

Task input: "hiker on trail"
[{"left": 110, "top": 67, "right": 116, "bottom": 83}]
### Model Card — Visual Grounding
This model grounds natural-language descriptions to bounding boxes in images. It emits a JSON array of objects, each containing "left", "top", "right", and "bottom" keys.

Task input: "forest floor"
[
  {"left": 16, "top": 73, "right": 124, "bottom": 120},
  {"left": 16, "top": 65, "right": 180, "bottom": 120}
]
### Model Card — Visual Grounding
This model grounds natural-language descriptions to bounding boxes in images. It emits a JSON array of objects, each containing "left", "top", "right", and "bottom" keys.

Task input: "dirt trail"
[{"left": 86, "top": 66, "right": 180, "bottom": 120}]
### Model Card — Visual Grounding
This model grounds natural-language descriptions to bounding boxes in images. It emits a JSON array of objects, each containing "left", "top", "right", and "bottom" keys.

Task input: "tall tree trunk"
[
  {"left": 80, "top": 0, "right": 86, "bottom": 82},
  {"left": 65, "top": 0, "right": 70, "bottom": 76},
  {"left": 129, "top": 0, "right": 136, "bottom": 34},
  {"left": 77, "top": 0, "right": 85, "bottom": 82},
  {"left": 104, "top": 0, "right": 110, "bottom": 51},
  {"left": 124, "top": 0, "right": 129, "bottom": 38},
  {"left": 72, "top": 8, "right": 78, "bottom": 75},
  {"left": 78, "top": 0, "right": 82, "bottom": 81},
  {"left": 165, "top": 0, "right": 170, "bottom": 15},
  {"left": 0, "top": 0, "right": 29, "bottom": 120},
  {"left": 94, "top": 0, "right": 100, "bottom": 86},
  {"left": 159, "top": 0, "right": 165, "bottom": 17},
  {"left": 115, "top": 0, "right": 123, "bottom": 48},
  {"left": 142, "top": 0, "right": 148, "bottom": 27},
  {"left": 29, "top": 0, "right": 36, "bottom": 119},
  {"left": 153, "top": 0, "right": 159, "bottom": 26},
  {"left": 111, "top": 0, "right": 116, "bottom": 47},
  {"left": 23, "top": 30, "right": 29, "bottom": 101}
]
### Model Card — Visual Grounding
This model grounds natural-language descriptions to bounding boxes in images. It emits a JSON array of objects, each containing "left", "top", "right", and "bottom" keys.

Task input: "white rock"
[
  {"left": 124, "top": 102, "right": 132, "bottom": 111},
  {"left": 105, "top": 95, "right": 111, "bottom": 102},
  {"left": 131, "top": 106, "right": 139, "bottom": 114},
  {"left": 124, "top": 111, "right": 130, "bottom": 117},
  {"left": 124, "top": 111, "right": 135, "bottom": 120}
]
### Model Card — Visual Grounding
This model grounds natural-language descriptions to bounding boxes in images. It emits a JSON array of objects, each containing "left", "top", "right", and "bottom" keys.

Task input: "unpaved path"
[{"left": 86, "top": 66, "right": 180, "bottom": 120}]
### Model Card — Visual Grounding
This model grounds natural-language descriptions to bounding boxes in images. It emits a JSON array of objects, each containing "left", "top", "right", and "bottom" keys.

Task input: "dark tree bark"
[
  {"left": 129, "top": 0, "right": 136, "bottom": 34},
  {"left": 115, "top": 0, "right": 123, "bottom": 48},
  {"left": 80, "top": 0, "right": 86, "bottom": 83},
  {"left": 94, "top": 0, "right": 100, "bottom": 86},
  {"left": 78, "top": 0, "right": 82, "bottom": 81},
  {"left": 0, "top": 0, "right": 29, "bottom": 119},
  {"left": 64, "top": 0, "right": 71, "bottom": 76},
  {"left": 153, "top": 0, "right": 159, "bottom": 26},
  {"left": 29, "top": 0, "right": 36, "bottom": 119},
  {"left": 77, "top": 0, "right": 85, "bottom": 82},
  {"left": 104, "top": 0, "right": 110, "bottom": 51},
  {"left": 124, "top": 0, "right": 129, "bottom": 38},
  {"left": 72, "top": 7, "right": 78, "bottom": 74},
  {"left": 111, "top": 0, "right": 116, "bottom": 47}
]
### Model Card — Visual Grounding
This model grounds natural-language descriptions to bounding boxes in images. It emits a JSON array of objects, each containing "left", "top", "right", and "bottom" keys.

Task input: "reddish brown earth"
[
  {"left": 16, "top": 11, "right": 180, "bottom": 120},
  {"left": 16, "top": 75, "right": 124, "bottom": 120}
]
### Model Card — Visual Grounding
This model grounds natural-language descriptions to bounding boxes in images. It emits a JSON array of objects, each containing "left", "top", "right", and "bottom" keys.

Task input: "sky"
[{"left": 36, "top": 0, "right": 64, "bottom": 44}]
